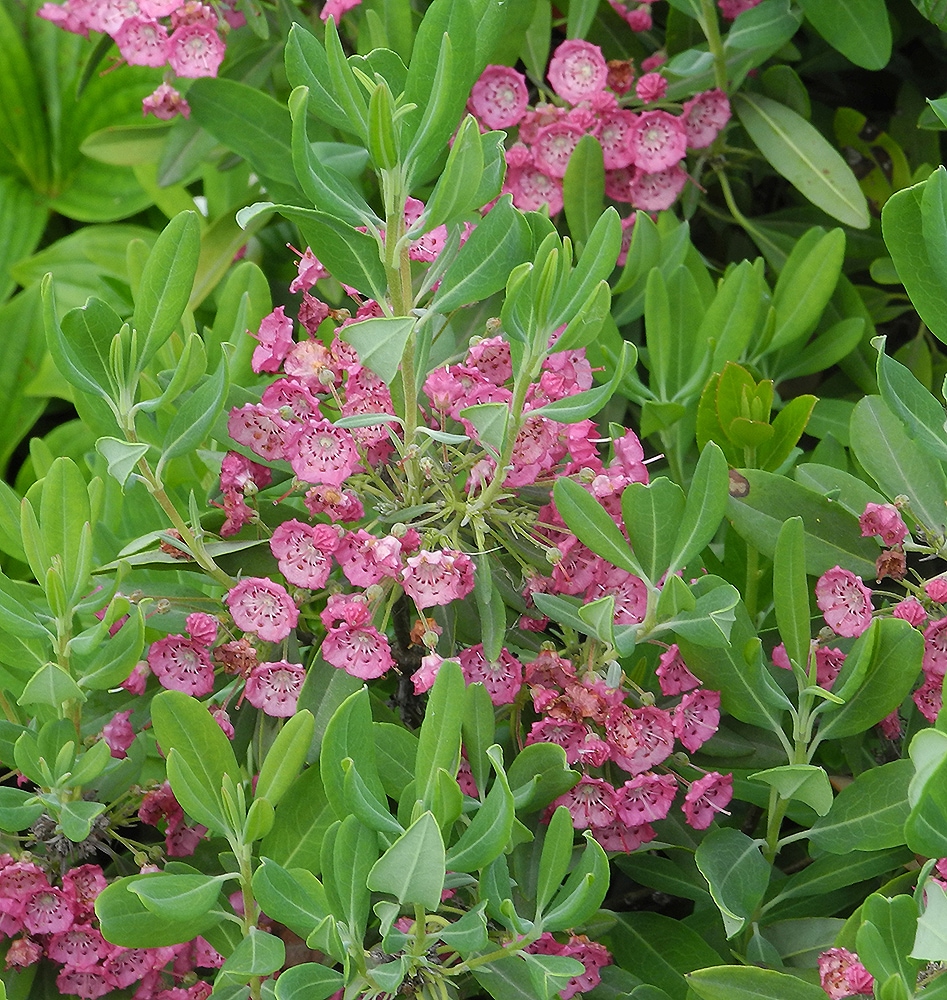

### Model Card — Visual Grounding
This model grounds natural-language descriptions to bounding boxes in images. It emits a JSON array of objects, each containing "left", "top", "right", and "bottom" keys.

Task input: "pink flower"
[
  {"left": 304, "top": 484, "right": 364, "bottom": 523},
  {"left": 928, "top": 577, "right": 947, "bottom": 603},
  {"left": 322, "top": 623, "right": 395, "bottom": 680},
  {"left": 55, "top": 968, "right": 112, "bottom": 999},
  {"left": 815, "top": 646, "right": 845, "bottom": 689},
  {"left": 468, "top": 65, "right": 529, "bottom": 129},
  {"left": 101, "top": 711, "right": 135, "bottom": 758},
  {"left": 286, "top": 419, "right": 359, "bottom": 487},
  {"left": 718, "top": 0, "right": 762, "bottom": 18},
  {"left": 148, "top": 635, "right": 215, "bottom": 696},
  {"left": 411, "top": 652, "right": 447, "bottom": 694},
  {"left": 401, "top": 549, "right": 475, "bottom": 608},
  {"left": 597, "top": 110, "right": 638, "bottom": 170},
  {"left": 656, "top": 644, "right": 700, "bottom": 695},
  {"left": 319, "top": 0, "right": 362, "bottom": 21},
  {"left": 923, "top": 617, "right": 947, "bottom": 678},
  {"left": 616, "top": 773, "right": 678, "bottom": 824},
  {"left": 245, "top": 660, "right": 306, "bottom": 716},
  {"left": 815, "top": 566, "right": 873, "bottom": 637},
  {"left": 532, "top": 121, "right": 586, "bottom": 178},
  {"left": 673, "top": 688, "right": 720, "bottom": 752},
  {"left": 681, "top": 89, "right": 730, "bottom": 148},
  {"left": 628, "top": 111, "right": 687, "bottom": 172},
  {"left": 859, "top": 502, "right": 908, "bottom": 547},
  {"left": 186, "top": 613, "right": 218, "bottom": 646},
  {"left": 167, "top": 22, "right": 224, "bottom": 77},
  {"left": 251, "top": 306, "right": 294, "bottom": 374},
  {"left": 142, "top": 82, "right": 190, "bottom": 120},
  {"left": 227, "top": 403, "right": 290, "bottom": 462},
  {"left": 547, "top": 39, "right": 608, "bottom": 104},
  {"left": 526, "top": 934, "right": 612, "bottom": 999},
  {"left": 892, "top": 597, "right": 926, "bottom": 627},
  {"left": 5, "top": 936, "right": 42, "bottom": 968},
  {"left": 458, "top": 644, "right": 523, "bottom": 705},
  {"left": 635, "top": 72, "right": 667, "bottom": 103},
  {"left": 48, "top": 923, "right": 109, "bottom": 969},
  {"left": 270, "top": 519, "right": 340, "bottom": 589},
  {"left": 552, "top": 775, "right": 618, "bottom": 829},
  {"left": 606, "top": 704, "right": 674, "bottom": 775},
  {"left": 23, "top": 886, "right": 75, "bottom": 935},
  {"left": 818, "top": 948, "right": 874, "bottom": 999},
  {"left": 629, "top": 164, "right": 689, "bottom": 210},
  {"left": 337, "top": 529, "right": 403, "bottom": 587},
  {"left": 682, "top": 771, "right": 732, "bottom": 829},
  {"left": 504, "top": 165, "right": 564, "bottom": 214},
  {"left": 914, "top": 676, "right": 943, "bottom": 723},
  {"left": 592, "top": 818, "right": 656, "bottom": 852},
  {"left": 114, "top": 16, "right": 168, "bottom": 65},
  {"left": 289, "top": 247, "right": 329, "bottom": 293},
  {"left": 225, "top": 577, "right": 298, "bottom": 643}
]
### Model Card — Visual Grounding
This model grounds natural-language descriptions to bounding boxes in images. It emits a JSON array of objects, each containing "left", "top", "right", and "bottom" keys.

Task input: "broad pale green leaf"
[
  {"left": 857, "top": 893, "right": 921, "bottom": 989},
  {"left": 773, "top": 517, "right": 810, "bottom": 672},
  {"left": 431, "top": 196, "right": 532, "bottom": 312},
  {"left": 809, "top": 759, "right": 913, "bottom": 853},
  {"left": 77, "top": 605, "right": 144, "bottom": 690},
  {"left": 17, "top": 662, "right": 84, "bottom": 708},
  {"left": 260, "top": 766, "right": 334, "bottom": 873},
  {"left": 695, "top": 829, "right": 770, "bottom": 938},
  {"left": 95, "top": 874, "right": 226, "bottom": 948},
  {"left": 342, "top": 759, "right": 404, "bottom": 837},
  {"left": 188, "top": 78, "right": 296, "bottom": 188},
  {"left": 157, "top": 354, "right": 229, "bottom": 473},
  {"left": 706, "top": 259, "right": 767, "bottom": 369},
  {"left": 606, "top": 912, "right": 723, "bottom": 999},
  {"left": 273, "top": 962, "right": 344, "bottom": 1000},
  {"left": 552, "top": 207, "right": 622, "bottom": 331},
  {"left": 284, "top": 25, "right": 353, "bottom": 136},
  {"left": 295, "top": 210, "right": 387, "bottom": 303},
  {"left": 687, "top": 966, "right": 829, "bottom": 1000},
  {"left": 906, "top": 751, "right": 947, "bottom": 858},
  {"left": 734, "top": 93, "right": 869, "bottom": 228},
  {"left": 541, "top": 831, "right": 610, "bottom": 932},
  {"left": 621, "top": 478, "right": 686, "bottom": 584},
  {"left": 324, "top": 815, "right": 377, "bottom": 940},
  {"left": 421, "top": 115, "right": 487, "bottom": 229},
  {"left": 445, "top": 746, "right": 514, "bottom": 872},
  {"left": 850, "top": 395, "right": 947, "bottom": 533},
  {"left": 472, "top": 953, "right": 578, "bottom": 1000},
  {"left": 340, "top": 317, "right": 415, "bottom": 386},
  {"left": 0, "top": 787, "right": 44, "bottom": 832},
  {"left": 460, "top": 402, "right": 508, "bottom": 459},
  {"left": 666, "top": 582, "right": 740, "bottom": 648},
  {"left": 749, "top": 765, "right": 833, "bottom": 815},
  {"left": 252, "top": 860, "right": 330, "bottom": 940},
  {"left": 130, "top": 874, "right": 226, "bottom": 922},
  {"left": 219, "top": 928, "right": 285, "bottom": 978},
  {"left": 95, "top": 437, "right": 150, "bottom": 489},
  {"left": 132, "top": 211, "right": 200, "bottom": 370},
  {"left": 473, "top": 555, "right": 505, "bottom": 665},
  {"left": 816, "top": 618, "right": 923, "bottom": 742},
  {"left": 727, "top": 469, "right": 879, "bottom": 578},
  {"left": 373, "top": 722, "right": 418, "bottom": 800},
  {"left": 534, "top": 806, "right": 575, "bottom": 918},
  {"left": 874, "top": 336, "right": 947, "bottom": 461},
  {"left": 797, "top": 0, "right": 891, "bottom": 69},
  {"left": 506, "top": 742, "right": 579, "bottom": 813},
  {"left": 367, "top": 811, "right": 445, "bottom": 910},
  {"left": 912, "top": 882, "right": 947, "bottom": 960}
]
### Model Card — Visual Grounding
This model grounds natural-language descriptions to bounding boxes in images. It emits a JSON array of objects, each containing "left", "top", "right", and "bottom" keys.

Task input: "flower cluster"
[
  {"left": 608, "top": 0, "right": 762, "bottom": 31},
  {"left": 525, "top": 933, "right": 612, "bottom": 998},
  {"left": 0, "top": 857, "right": 220, "bottom": 999},
  {"left": 860, "top": 501, "right": 909, "bottom": 582},
  {"left": 466, "top": 40, "right": 730, "bottom": 228},
  {"left": 818, "top": 947, "right": 874, "bottom": 999},
  {"left": 37, "top": 0, "right": 237, "bottom": 118}
]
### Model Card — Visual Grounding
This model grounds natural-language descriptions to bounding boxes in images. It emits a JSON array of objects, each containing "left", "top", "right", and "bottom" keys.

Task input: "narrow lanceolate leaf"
[
  {"left": 773, "top": 517, "right": 810, "bottom": 673},
  {"left": 553, "top": 476, "right": 642, "bottom": 578},
  {"left": 687, "top": 966, "right": 830, "bottom": 1000},
  {"left": 734, "top": 92, "right": 869, "bottom": 228},
  {"left": 666, "top": 442, "right": 729, "bottom": 577}
]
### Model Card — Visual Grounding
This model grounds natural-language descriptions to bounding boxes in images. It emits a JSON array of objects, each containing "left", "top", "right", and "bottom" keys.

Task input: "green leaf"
[
  {"left": 18, "top": 663, "right": 84, "bottom": 709},
  {"left": 95, "top": 873, "right": 225, "bottom": 948},
  {"left": 667, "top": 442, "right": 728, "bottom": 577},
  {"left": 506, "top": 742, "right": 579, "bottom": 813},
  {"left": 882, "top": 167, "right": 947, "bottom": 346},
  {"left": 273, "top": 962, "right": 344, "bottom": 1000},
  {"left": 550, "top": 279, "right": 612, "bottom": 354},
  {"left": 422, "top": 115, "right": 487, "bottom": 229},
  {"left": 374, "top": 722, "right": 418, "bottom": 800},
  {"left": 727, "top": 469, "right": 880, "bottom": 578},
  {"left": 606, "top": 912, "right": 724, "bottom": 998},
  {"left": 341, "top": 317, "right": 415, "bottom": 386},
  {"left": 320, "top": 687, "right": 386, "bottom": 821},
  {"left": 687, "top": 966, "right": 830, "bottom": 1000},
  {"left": 706, "top": 259, "right": 767, "bottom": 369},
  {"left": 552, "top": 207, "right": 622, "bottom": 331},
  {"left": 553, "top": 476, "right": 642, "bottom": 577},
  {"left": 252, "top": 859, "right": 330, "bottom": 939},
  {"left": 906, "top": 744, "right": 947, "bottom": 858},
  {"left": 913, "top": 881, "right": 947, "bottom": 960},
  {"left": 621, "top": 479, "right": 685, "bottom": 585},
  {"left": 132, "top": 211, "right": 201, "bottom": 370},
  {"left": 130, "top": 873, "right": 226, "bottom": 922},
  {"left": 773, "top": 517, "right": 810, "bottom": 672},
  {"left": 857, "top": 893, "right": 921, "bottom": 988},
  {"left": 77, "top": 606, "right": 144, "bottom": 691},
  {"left": 874, "top": 336, "right": 947, "bottom": 462},
  {"left": 255, "top": 711, "right": 314, "bottom": 809},
  {"left": 59, "top": 297, "right": 122, "bottom": 396},
  {"left": 294, "top": 209, "right": 387, "bottom": 303},
  {"left": 432, "top": 196, "right": 532, "bottom": 312},
  {"left": 734, "top": 93, "right": 869, "bottom": 228},
  {"left": 758, "top": 394, "right": 818, "bottom": 471},
  {"left": 666, "top": 582, "right": 740, "bottom": 648},
  {"left": 460, "top": 401, "right": 508, "bottom": 459},
  {"left": 59, "top": 799, "right": 107, "bottom": 843},
  {"left": 151, "top": 689, "right": 238, "bottom": 832},
  {"left": 816, "top": 618, "right": 924, "bottom": 742},
  {"left": 540, "top": 830, "right": 610, "bottom": 932},
  {"left": 95, "top": 437, "right": 150, "bottom": 488},
  {"left": 695, "top": 829, "right": 770, "bottom": 939},
  {"left": 530, "top": 341, "right": 635, "bottom": 424},
  {"left": 342, "top": 758, "right": 404, "bottom": 837},
  {"left": 809, "top": 758, "right": 913, "bottom": 853},
  {"left": 219, "top": 928, "right": 285, "bottom": 979},
  {"left": 446, "top": 746, "right": 514, "bottom": 872},
  {"left": 367, "top": 811, "right": 445, "bottom": 911},
  {"left": 187, "top": 78, "right": 296, "bottom": 189},
  {"left": 770, "top": 229, "right": 845, "bottom": 351},
  {"left": 535, "top": 806, "right": 575, "bottom": 918},
  {"left": 415, "top": 658, "right": 464, "bottom": 808},
  {"left": 749, "top": 765, "right": 833, "bottom": 815},
  {"left": 764, "top": 848, "right": 912, "bottom": 910},
  {"left": 260, "top": 766, "right": 334, "bottom": 874},
  {"left": 797, "top": 0, "right": 891, "bottom": 69},
  {"left": 157, "top": 353, "right": 229, "bottom": 474},
  {"left": 284, "top": 25, "right": 354, "bottom": 137},
  {"left": 563, "top": 135, "right": 605, "bottom": 249},
  {"left": 324, "top": 814, "right": 377, "bottom": 939},
  {"left": 0, "top": 787, "right": 43, "bottom": 832},
  {"left": 473, "top": 556, "right": 505, "bottom": 665}
]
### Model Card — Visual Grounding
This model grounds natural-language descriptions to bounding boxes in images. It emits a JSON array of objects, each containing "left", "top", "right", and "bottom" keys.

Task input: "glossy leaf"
[
  {"left": 130, "top": 873, "right": 226, "bottom": 922},
  {"left": 621, "top": 478, "right": 685, "bottom": 584},
  {"left": 667, "top": 442, "right": 729, "bottom": 577},
  {"left": 252, "top": 859, "right": 330, "bottom": 940},
  {"left": 422, "top": 115, "right": 486, "bottom": 229},
  {"left": 734, "top": 93, "right": 869, "bottom": 228},
  {"left": 771, "top": 229, "right": 845, "bottom": 351},
  {"left": 506, "top": 742, "right": 579, "bottom": 813},
  {"left": 764, "top": 848, "right": 912, "bottom": 910},
  {"left": 219, "top": 928, "right": 285, "bottom": 979},
  {"left": 687, "top": 966, "right": 829, "bottom": 1000},
  {"left": 157, "top": 354, "right": 229, "bottom": 473},
  {"left": 260, "top": 766, "right": 334, "bottom": 872},
  {"left": 255, "top": 711, "right": 315, "bottom": 809},
  {"left": 913, "top": 882, "right": 947, "bottom": 960},
  {"left": 749, "top": 765, "right": 833, "bottom": 815},
  {"left": 797, "top": 0, "right": 891, "bottom": 69},
  {"left": 874, "top": 336, "right": 947, "bottom": 461},
  {"left": 563, "top": 135, "right": 605, "bottom": 248},
  {"left": 541, "top": 830, "right": 610, "bottom": 932},
  {"left": 274, "top": 963, "right": 344, "bottom": 1000}
]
